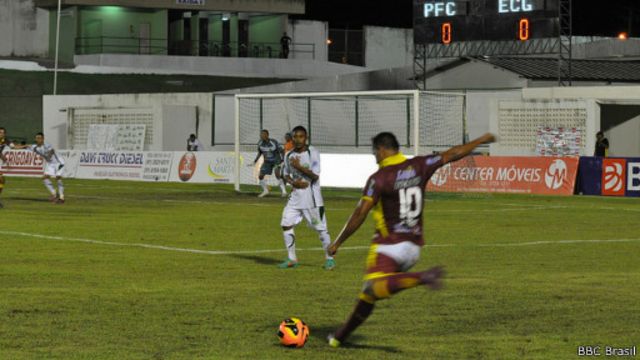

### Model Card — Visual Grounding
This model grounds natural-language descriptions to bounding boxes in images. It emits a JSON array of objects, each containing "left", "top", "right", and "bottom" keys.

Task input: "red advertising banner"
[
  {"left": 427, "top": 156, "right": 579, "bottom": 196},
  {"left": 601, "top": 159, "right": 627, "bottom": 197},
  {"left": 1, "top": 150, "right": 44, "bottom": 177}
]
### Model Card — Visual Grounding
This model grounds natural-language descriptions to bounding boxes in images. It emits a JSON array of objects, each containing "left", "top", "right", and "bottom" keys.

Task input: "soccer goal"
[{"left": 234, "top": 90, "right": 466, "bottom": 191}]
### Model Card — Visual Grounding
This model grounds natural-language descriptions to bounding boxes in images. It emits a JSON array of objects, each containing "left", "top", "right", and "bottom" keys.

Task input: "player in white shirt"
[
  {"left": 17, "top": 133, "right": 66, "bottom": 204},
  {"left": 0, "top": 127, "right": 15, "bottom": 208},
  {"left": 279, "top": 126, "right": 335, "bottom": 270}
]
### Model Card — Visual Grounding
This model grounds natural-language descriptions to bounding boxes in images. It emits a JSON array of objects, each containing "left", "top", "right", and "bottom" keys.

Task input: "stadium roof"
[{"left": 474, "top": 57, "right": 640, "bottom": 83}]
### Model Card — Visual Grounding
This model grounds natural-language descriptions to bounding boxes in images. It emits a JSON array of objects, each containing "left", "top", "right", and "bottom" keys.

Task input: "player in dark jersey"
[
  {"left": 326, "top": 131, "right": 496, "bottom": 347},
  {"left": 254, "top": 129, "right": 287, "bottom": 197}
]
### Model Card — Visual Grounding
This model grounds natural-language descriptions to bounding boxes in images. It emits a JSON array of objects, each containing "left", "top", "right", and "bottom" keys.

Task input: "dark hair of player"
[
  {"left": 372, "top": 132, "right": 399, "bottom": 151},
  {"left": 596, "top": 131, "right": 604, "bottom": 136},
  {"left": 36, "top": 132, "right": 44, "bottom": 137},
  {"left": 291, "top": 126, "right": 307, "bottom": 135},
  {"left": 0, "top": 127, "right": 5, "bottom": 132},
  {"left": 261, "top": 129, "right": 269, "bottom": 136}
]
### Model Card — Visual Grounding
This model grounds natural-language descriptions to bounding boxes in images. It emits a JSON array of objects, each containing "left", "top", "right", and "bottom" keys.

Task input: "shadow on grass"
[
  {"left": 310, "top": 325, "right": 402, "bottom": 354},
  {"left": 7, "top": 197, "right": 50, "bottom": 203},
  {"left": 229, "top": 254, "right": 283, "bottom": 266}
]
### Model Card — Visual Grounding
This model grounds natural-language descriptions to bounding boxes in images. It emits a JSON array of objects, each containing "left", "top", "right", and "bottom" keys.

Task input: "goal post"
[{"left": 234, "top": 90, "right": 465, "bottom": 192}]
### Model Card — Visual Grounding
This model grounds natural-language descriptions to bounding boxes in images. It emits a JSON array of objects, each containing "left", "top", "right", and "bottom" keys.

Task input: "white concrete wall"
[
  {"left": 426, "top": 61, "right": 528, "bottom": 90},
  {"left": 74, "top": 53, "right": 367, "bottom": 79},
  {"left": 0, "top": 0, "right": 49, "bottom": 57},
  {"left": 364, "top": 26, "right": 413, "bottom": 70},
  {"left": 466, "top": 90, "right": 521, "bottom": 140},
  {"left": 43, "top": 93, "right": 214, "bottom": 150},
  {"left": 288, "top": 20, "right": 328, "bottom": 61}
]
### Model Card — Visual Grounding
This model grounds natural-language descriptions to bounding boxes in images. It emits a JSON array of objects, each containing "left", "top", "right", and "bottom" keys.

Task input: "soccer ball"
[{"left": 277, "top": 317, "right": 309, "bottom": 348}]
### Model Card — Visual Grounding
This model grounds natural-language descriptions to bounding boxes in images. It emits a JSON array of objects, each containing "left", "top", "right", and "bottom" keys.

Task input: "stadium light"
[
  {"left": 326, "top": 39, "right": 332, "bottom": 45},
  {"left": 53, "top": 0, "right": 62, "bottom": 95},
  {"left": 618, "top": 32, "right": 628, "bottom": 40}
]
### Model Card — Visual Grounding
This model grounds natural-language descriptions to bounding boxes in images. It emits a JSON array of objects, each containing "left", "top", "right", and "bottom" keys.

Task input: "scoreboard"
[{"left": 414, "top": 0, "right": 560, "bottom": 45}]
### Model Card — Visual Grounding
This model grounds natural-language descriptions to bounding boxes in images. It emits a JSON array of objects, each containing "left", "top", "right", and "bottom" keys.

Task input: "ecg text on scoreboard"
[{"left": 422, "top": 0, "right": 544, "bottom": 18}]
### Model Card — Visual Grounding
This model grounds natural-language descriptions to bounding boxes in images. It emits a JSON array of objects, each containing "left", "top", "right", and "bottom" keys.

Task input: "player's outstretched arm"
[
  {"left": 440, "top": 133, "right": 496, "bottom": 164},
  {"left": 328, "top": 199, "right": 376, "bottom": 256}
]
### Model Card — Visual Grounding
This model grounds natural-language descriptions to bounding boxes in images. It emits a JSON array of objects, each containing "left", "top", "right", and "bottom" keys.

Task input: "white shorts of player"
[
  {"left": 44, "top": 163, "right": 64, "bottom": 177},
  {"left": 376, "top": 241, "right": 422, "bottom": 272},
  {"left": 280, "top": 205, "right": 327, "bottom": 232}
]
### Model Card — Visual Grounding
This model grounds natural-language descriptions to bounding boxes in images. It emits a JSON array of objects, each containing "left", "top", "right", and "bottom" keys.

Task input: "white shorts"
[
  {"left": 281, "top": 205, "right": 327, "bottom": 232},
  {"left": 376, "top": 242, "right": 422, "bottom": 272},
  {"left": 44, "top": 163, "right": 64, "bottom": 177}
]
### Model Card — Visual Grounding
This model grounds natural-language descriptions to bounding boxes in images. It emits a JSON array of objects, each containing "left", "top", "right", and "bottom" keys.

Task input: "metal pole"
[
  {"left": 413, "top": 90, "right": 420, "bottom": 156},
  {"left": 53, "top": 0, "right": 62, "bottom": 95}
]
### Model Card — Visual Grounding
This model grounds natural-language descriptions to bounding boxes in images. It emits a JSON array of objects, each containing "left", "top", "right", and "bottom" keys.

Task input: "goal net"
[{"left": 235, "top": 90, "right": 465, "bottom": 191}]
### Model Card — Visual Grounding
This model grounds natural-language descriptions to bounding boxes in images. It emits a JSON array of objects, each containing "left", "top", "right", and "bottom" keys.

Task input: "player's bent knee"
[
  {"left": 282, "top": 226, "right": 293, "bottom": 231},
  {"left": 361, "top": 279, "right": 391, "bottom": 302}
]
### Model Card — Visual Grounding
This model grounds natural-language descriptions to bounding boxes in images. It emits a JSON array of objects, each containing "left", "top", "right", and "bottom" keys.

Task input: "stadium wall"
[
  {"left": 42, "top": 93, "right": 215, "bottom": 151},
  {"left": 0, "top": 0, "right": 49, "bottom": 57},
  {"left": 364, "top": 26, "right": 413, "bottom": 70},
  {"left": 74, "top": 53, "right": 366, "bottom": 78}
]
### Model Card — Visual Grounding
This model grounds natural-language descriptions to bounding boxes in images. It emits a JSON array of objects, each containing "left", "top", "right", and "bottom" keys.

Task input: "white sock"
[
  {"left": 43, "top": 178, "right": 56, "bottom": 196},
  {"left": 283, "top": 229, "right": 297, "bottom": 262},
  {"left": 279, "top": 179, "right": 287, "bottom": 193},
  {"left": 319, "top": 230, "right": 333, "bottom": 260},
  {"left": 259, "top": 179, "right": 268, "bottom": 192},
  {"left": 57, "top": 179, "right": 64, "bottom": 199}
]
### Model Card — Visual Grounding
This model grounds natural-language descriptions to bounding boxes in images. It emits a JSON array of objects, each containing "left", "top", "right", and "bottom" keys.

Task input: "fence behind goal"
[{"left": 235, "top": 90, "right": 466, "bottom": 191}]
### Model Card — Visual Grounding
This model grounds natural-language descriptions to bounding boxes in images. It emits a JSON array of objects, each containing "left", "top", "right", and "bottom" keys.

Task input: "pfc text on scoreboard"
[{"left": 423, "top": 0, "right": 545, "bottom": 18}]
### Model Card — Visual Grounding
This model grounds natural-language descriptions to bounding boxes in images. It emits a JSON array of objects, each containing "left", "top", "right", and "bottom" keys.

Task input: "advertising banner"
[
  {"left": 1, "top": 150, "right": 44, "bottom": 177},
  {"left": 579, "top": 157, "right": 640, "bottom": 197},
  {"left": 427, "top": 156, "right": 579, "bottom": 196},
  {"left": 142, "top": 152, "right": 174, "bottom": 182},
  {"left": 169, "top": 151, "right": 236, "bottom": 184},
  {"left": 76, "top": 151, "right": 147, "bottom": 181}
]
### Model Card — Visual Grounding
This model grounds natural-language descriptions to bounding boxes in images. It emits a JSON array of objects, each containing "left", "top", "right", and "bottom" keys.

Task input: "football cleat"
[
  {"left": 327, "top": 334, "right": 341, "bottom": 348},
  {"left": 323, "top": 258, "right": 336, "bottom": 271},
  {"left": 258, "top": 190, "right": 269, "bottom": 198}
]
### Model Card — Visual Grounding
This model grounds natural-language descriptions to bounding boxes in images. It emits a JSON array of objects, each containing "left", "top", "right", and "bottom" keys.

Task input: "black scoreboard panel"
[{"left": 414, "top": 0, "right": 559, "bottom": 44}]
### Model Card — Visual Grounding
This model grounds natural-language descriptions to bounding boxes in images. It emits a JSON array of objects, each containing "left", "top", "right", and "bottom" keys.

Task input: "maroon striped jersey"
[{"left": 362, "top": 153, "right": 444, "bottom": 246}]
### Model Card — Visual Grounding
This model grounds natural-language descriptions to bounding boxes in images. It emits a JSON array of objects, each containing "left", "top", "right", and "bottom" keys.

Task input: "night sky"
[{"left": 296, "top": 0, "right": 640, "bottom": 37}]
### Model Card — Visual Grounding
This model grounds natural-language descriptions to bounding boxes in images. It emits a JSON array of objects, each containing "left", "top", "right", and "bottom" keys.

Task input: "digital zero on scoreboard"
[{"left": 414, "top": 0, "right": 559, "bottom": 45}]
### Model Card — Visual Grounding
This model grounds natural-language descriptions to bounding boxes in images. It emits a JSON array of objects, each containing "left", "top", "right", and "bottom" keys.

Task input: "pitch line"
[{"left": 1, "top": 230, "right": 639, "bottom": 257}]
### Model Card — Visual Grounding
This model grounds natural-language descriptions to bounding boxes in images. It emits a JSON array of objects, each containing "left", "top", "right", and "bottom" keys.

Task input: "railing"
[{"left": 76, "top": 37, "right": 316, "bottom": 60}]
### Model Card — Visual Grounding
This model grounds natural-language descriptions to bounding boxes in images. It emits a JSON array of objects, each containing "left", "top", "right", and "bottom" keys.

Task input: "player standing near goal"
[
  {"left": 279, "top": 126, "right": 335, "bottom": 270},
  {"left": 326, "top": 132, "right": 495, "bottom": 347},
  {"left": 0, "top": 127, "right": 15, "bottom": 208},
  {"left": 15, "top": 133, "right": 66, "bottom": 204},
  {"left": 255, "top": 130, "right": 287, "bottom": 198}
]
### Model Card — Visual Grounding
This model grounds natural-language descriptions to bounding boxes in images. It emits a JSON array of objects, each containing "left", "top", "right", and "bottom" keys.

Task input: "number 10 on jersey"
[{"left": 399, "top": 187, "right": 422, "bottom": 227}]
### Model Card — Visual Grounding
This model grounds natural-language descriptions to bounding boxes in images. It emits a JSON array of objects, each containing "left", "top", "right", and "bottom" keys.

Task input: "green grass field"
[{"left": 1, "top": 177, "right": 639, "bottom": 359}]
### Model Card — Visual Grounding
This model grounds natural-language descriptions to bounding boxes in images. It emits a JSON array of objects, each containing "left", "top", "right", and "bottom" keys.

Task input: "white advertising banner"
[
  {"left": 143, "top": 152, "right": 174, "bottom": 182},
  {"left": 76, "top": 151, "right": 146, "bottom": 181},
  {"left": 5, "top": 150, "right": 377, "bottom": 189},
  {"left": 168, "top": 151, "right": 237, "bottom": 184}
]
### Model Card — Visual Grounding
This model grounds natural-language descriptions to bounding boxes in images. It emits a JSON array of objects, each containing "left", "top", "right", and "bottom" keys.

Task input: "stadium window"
[{"left": 441, "top": 23, "right": 452, "bottom": 45}]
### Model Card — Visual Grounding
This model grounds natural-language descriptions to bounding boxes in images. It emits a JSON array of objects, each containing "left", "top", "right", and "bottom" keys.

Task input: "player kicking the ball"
[
  {"left": 279, "top": 126, "right": 335, "bottom": 270},
  {"left": 16, "top": 133, "right": 66, "bottom": 204},
  {"left": 326, "top": 131, "right": 495, "bottom": 347}
]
